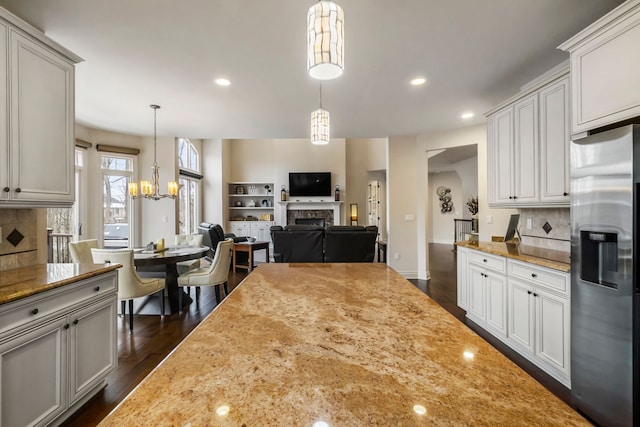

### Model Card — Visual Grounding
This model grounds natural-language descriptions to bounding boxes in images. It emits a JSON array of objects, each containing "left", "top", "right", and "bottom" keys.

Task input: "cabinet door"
[
  {"left": 9, "top": 31, "right": 74, "bottom": 204},
  {"left": 513, "top": 93, "right": 538, "bottom": 204},
  {"left": 230, "top": 222, "right": 250, "bottom": 237},
  {"left": 489, "top": 109, "right": 514, "bottom": 205},
  {"left": 535, "top": 288, "right": 570, "bottom": 376},
  {"left": 539, "top": 77, "right": 570, "bottom": 204},
  {"left": 485, "top": 270, "right": 507, "bottom": 337},
  {"left": 0, "top": 23, "right": 7, "bottom": 201},
  {"left": 252, "top": 222, "right": 272, "bottom": 243},
  {"left": 508, "top": 279, "right": 535, "bottom": 353},
  {"left": 456, "top": 247, "right": 469, "bottom": 310},
  {"left": 468, "top": 265, "right": 485, "bottom": 321},
  {"left": 0, "top": 318, "right": 67, "bottom": 427},
  {"left": 68, "top": 297, "right": 117, "bottom": 404}
]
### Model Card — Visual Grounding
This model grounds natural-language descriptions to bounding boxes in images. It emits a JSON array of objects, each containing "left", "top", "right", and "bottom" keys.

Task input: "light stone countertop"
[
  {"left": 0, "top": 263, "right": 121, "bottom": 305},
  {"left": 100, "top": 263, "right": 587, "bottom": 426},
  {"left": 456, "top": 240, "right": 571, "bottom": 272}
]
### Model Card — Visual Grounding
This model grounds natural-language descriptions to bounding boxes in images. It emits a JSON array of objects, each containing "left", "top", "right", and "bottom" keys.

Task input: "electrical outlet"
[
  {"left": 394, "top": 252, "right": 400, "bottom": 260},
  {"left": 486, "top": 215, "right": 493, "bottom": 224},
  {"left": 162, "top": 215, "right": 168, "bottom": 223},
  {"left": 526, "top": 218, "right": 532, "bottom": 229}
]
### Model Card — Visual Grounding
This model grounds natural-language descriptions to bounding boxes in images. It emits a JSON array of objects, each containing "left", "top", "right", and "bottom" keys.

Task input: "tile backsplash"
[
  {"left": 518, "top": 208, "right": 570, "bottom": 252},
  {"left": 0, "top": 209, "right": 42, "bottom": 271}
]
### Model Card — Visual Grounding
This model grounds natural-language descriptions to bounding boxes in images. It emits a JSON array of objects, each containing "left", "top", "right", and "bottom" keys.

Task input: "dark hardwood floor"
[{"left": 63, "top": 246, "right": 570, "bottom": 426}]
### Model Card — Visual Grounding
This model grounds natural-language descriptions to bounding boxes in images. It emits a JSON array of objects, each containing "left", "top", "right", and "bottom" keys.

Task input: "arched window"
[{"left": 177, "top": 139, "right": 202, "bottom": 234}]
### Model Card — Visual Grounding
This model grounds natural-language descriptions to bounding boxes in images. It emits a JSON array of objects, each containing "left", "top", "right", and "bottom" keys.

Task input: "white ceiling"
[{"left": 0, "top": 0, "right": 624, "bottom": 140}]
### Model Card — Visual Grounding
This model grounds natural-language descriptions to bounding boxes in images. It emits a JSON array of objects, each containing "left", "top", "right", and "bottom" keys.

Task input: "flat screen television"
[{"left": 289, "top": 172, "right": 331, "bottom": 197}]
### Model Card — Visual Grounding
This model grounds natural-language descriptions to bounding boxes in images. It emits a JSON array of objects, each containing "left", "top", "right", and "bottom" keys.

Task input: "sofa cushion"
[
  {"left": 324, "top": 225, "right": 378, "bottom": 262},
  {"left": 271, "top": 226, "right": 325, "bottom": 262}
]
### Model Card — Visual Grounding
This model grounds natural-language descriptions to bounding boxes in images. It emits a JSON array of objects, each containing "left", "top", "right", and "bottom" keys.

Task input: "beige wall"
[{"left": 429, "top": 171, "right": 462, "bottom": 244}]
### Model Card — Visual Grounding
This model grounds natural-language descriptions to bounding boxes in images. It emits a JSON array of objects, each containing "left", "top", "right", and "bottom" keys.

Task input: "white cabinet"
[
  {"left": 487, "top": 69, "right": 569, "bottom": 207},
  {"left": 456, "top": 246, "right": 469, "bottom": 310},
  {"left": 231, "top": 221, "right": 274, "bottom": 244},
  {"left": 559, "top": 1, "right": 640, "bottom": 137},
  {"left": 539, "top": 77, "right": 570, "bottom": 202},
  {"left": 0, "top": 9, "right": 81, "bottom": 208},
  {"left": 0, "top": 270, "right": 118, "bottom": 426},
  {"left": 466, "top": 251, "right": 507, "bottom": 338},
  {"left": 457, "top": 248, "right": 571, "bottom": 387},
  {"left": 507, "top": 260, "right": 570, "bottom": 385}
]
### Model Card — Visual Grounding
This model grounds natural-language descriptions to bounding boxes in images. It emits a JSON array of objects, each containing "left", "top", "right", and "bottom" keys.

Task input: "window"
[
  {"left": 101, "top": 154, "right": 134, "bottom": 248},
  {"left": 177, "top": 139, "right": 202, "bottom": 235}
]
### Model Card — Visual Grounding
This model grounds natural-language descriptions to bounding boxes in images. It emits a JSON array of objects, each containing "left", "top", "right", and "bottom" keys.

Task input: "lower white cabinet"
[
  {"left": 0, "top": 270, "right": 118, "bottom": 427},
  {"left": 230, "top": 221, "right": 274, "bottom": 243},
  {"left": 467, "top": 253, "right": 507, "bottom": 338},
  {"left": 457, "top": 248, "right": 570, "bottom": 387}
]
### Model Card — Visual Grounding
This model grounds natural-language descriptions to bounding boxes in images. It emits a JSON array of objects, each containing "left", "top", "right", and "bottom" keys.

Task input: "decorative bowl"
[{"left": 246, "top": 237, "right": 257, "bottom": 243}]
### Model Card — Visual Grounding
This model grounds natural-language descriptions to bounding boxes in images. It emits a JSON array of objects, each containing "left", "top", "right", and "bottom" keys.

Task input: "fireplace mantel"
[{"left": 278, "top": 201, "right": 343, "bottom": 225}]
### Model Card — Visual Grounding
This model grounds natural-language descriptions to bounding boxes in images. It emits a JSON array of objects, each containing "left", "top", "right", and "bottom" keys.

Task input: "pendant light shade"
[
  {"left": 307, "top": 1, "right": 344, "bottom": 80},
  {"left": 311, "top": 108, "right": 330, "bottom": 145}
]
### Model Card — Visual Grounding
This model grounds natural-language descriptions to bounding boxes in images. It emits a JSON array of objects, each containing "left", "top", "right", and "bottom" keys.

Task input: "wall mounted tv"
[{"left": 289, "top": 172, "right": 332, "bottom": 197}]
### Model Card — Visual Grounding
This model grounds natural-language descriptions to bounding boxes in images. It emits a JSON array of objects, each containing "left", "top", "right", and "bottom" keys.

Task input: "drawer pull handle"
[
  {"left": 64, "top": 324, "right": 70, "bottom": 329},
  {"left": 483, "top": 259, "right": 487, "bottom": 263},
  {"left": 563, "top": 192, "right": 569, "bottom": 196},
  {"left": 533, "top": 293, "right": 538, "bottom": 297},
  {"left": 531, "top": 273, "right": 537, "bottom": 278},
  {"left": 73, "top": 319, "right": 79, "bottom": 325},
  {"left": 31, "top": 308, "right": 39, "bottom": 315},
  {"left": 94, "top": 286, "right": 100, "bottom": 292},
  {"left": 14, "top": 188, "right": 21, "bottom": 193},
  {"left": 2, "top": 187, "right": 8, "bottom": 192},
  {"left": 527, "top": 290, "right": 532, "bottom": 295}
]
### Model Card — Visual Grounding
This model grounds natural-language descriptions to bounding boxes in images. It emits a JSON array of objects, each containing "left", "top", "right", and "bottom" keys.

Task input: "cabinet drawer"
[
  {"left": 0, "top": 273, "right": 117, "bottom": 337},
  {"left": 508, "top": 260, "right": 568, "bottom": 296},
  {"left": 469, "top": 250, "right": 506, "bottom": 273}
]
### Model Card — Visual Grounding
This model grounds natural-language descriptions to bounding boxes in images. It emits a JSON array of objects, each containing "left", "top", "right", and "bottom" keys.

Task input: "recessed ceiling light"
[
  {"left": 410, "top": 77, "right": 426, "bottom": 86},
  {"left": 461, "top": 112, "right": 474, "bottom": 119},
  {"left": 215, "top": 78, "right": 231, "bottom": 86}
]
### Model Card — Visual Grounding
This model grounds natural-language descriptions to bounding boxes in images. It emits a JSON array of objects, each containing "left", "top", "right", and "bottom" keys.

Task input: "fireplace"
[
  {"left": 294, "top": 217, "right": 326, "bottom": 227},
  {"left": 279, "top": 201, "right": 342, "bottom": 226}
]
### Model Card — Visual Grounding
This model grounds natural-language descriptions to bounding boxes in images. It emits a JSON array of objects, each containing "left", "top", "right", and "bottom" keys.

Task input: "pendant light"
[
  {"left": 307, "top": 1, "right": 344, "bottom": 80},
  {"left": 311, "top": 84, "right": 330, "bottom": 145},
  {"left": 128, "top": 105, "right": 178, "bottom": 200}
]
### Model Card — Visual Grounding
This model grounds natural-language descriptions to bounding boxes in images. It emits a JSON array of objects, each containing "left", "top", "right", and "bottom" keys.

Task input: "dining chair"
[
  {"left": 174, "top": 233, "right": 204, "bottom": 274},
  {"left": 177, "top": 238, "right": 233, "bottom": 310},
  {"left": 91, "top": 248, "right": 165, "bottom": 332},
  {"left": 68, "top": 239, "right": 99, "bottom": 264}
]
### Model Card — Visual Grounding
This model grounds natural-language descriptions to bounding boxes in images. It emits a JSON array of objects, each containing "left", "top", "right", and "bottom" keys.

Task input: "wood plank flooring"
[{"left": 62, "top": 246, "right": 570, "bottom": 426}]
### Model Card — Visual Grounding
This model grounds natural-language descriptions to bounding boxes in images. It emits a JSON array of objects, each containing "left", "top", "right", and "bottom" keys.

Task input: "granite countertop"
[
  {"left": 0, "top": 263, "right": 121, "bottom": 305},
  {"left": 100, "top": 263, "right": 587, "bottom": 426},
  {"left": 456, "top": 240, "right": 571, "bottom": 272}
]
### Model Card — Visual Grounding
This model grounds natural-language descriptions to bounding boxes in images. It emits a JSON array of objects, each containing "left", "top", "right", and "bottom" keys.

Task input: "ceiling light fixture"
[
  {"left": 461, "top": 112, "right": 474, "bottom": 119},
  {"left": 128, "top": 105, "right": 178, "bottom": 200},
  {"left": 411, "top": 77, "right": 426, "bottom": 86},
  {"left": 311, "top": 84, "right": 330, "bottom": 145},
  {"left": 215, "top": 78, "right": 231, "bottom": 86},
  {"left": 307, "top": 1, "right": 344, "bottom": 80}
]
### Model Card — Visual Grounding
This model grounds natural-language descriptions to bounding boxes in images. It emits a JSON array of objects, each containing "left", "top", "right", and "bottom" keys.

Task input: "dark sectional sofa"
[{"left": 270, "top": 224, "right": 378, "bottom": 263}]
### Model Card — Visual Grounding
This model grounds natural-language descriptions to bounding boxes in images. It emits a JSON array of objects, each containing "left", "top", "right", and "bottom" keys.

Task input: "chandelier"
[
  {"left": 128, "top": 105, "right": 178, "bottom": 200},
  {"left": 307, "top": 1, "right": 344, "bottom": 80},
  {"left": 311, "top": 84, "right": 330, "bottom": 145}
]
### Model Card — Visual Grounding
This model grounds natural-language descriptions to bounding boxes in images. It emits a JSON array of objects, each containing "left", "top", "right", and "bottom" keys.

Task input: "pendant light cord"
[
  {"left": 151, "top": 104, "right": 160, "bottom": 166},
  {"left": 319, "top": 83, "right": 323, "bottom": 109}
]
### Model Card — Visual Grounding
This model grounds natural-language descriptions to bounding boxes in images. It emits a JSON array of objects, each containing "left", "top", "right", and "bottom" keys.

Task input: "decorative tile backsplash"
[
  {"left": 518, "top": 208, "right": 570, "bottom": 252},
  {"left": 0, "top": 209, "right": 40, "bottom": 272}
]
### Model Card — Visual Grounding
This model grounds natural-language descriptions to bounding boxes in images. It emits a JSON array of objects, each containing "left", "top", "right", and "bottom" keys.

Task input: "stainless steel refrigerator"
[{"left": 571, "top": 124, "right": 639, "bottom": 427}]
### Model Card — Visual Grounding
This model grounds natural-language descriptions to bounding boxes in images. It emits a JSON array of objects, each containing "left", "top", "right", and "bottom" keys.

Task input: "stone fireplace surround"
[{"left": 278, "top": 201, "right": 343, "bottom": 226}]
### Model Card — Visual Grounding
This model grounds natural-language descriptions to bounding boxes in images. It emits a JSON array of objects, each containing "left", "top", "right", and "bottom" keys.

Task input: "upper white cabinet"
[
  {"left": 0, "top": 7, "right": 82, "bottom": 208},
  {"left": 559, "top": 1, "right": 640, "bottom": 137},
  {"left": 487, "top": 70, "right": 570, "bottom": 207}
]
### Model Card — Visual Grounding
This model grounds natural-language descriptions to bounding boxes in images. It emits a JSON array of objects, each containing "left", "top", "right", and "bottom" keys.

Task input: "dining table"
[{"left": 134, "top": 245, "right": 208, "bottom": 314}]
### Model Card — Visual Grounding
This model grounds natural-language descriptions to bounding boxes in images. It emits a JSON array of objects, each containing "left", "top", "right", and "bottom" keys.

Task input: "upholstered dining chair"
[
  {"left": 68, "top": 239, "right": 99, "bottom": 264},
  {"left": 174, "top": 234, "right": 205, "bottom": 274},
  {"left": 91, "top": 248, "right": 165, "bottom": 332},
  {"left": 177, "top": 238, "right": 233, "bottom": 310}
]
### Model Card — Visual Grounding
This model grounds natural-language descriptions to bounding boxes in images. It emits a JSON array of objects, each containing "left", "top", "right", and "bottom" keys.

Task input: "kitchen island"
[{"left": 100, "top": 263, "right": 587, "bottom": 426}]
